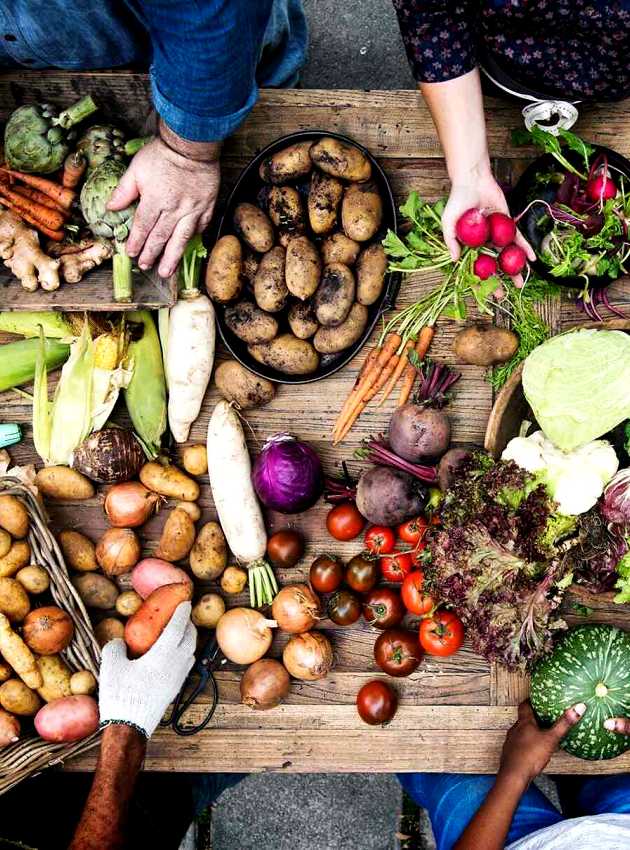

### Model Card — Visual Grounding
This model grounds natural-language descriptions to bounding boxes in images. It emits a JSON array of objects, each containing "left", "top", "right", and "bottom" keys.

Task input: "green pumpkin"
[{"left": 531, "top": 624, "right": 630, "bottom": 760}]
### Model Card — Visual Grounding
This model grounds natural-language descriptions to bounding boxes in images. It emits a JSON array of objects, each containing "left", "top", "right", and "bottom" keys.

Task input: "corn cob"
[
  {"left": 0, "top": 337, "right": 69, "bottom": 392},
  {"left": 123, "top": 311, "right": 167, "bottom": 459}
]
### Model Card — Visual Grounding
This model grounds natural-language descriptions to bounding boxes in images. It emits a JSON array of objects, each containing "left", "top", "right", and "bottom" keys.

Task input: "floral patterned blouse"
[{"left": 392, "top": 1, "right": 630, "bottom": 100}]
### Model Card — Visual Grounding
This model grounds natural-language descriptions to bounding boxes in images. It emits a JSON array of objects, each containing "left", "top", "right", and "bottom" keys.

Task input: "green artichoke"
[
  {"left": 5, "top": 96, "right": 97, "bottom": 173},
  {"left": 77, "top": 124, "right": 126, "bottom": 173}
]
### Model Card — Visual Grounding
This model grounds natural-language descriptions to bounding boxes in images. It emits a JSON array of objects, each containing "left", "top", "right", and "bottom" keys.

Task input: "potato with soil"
[
  {"left": 388, "top": 405, "right": 451, "bottom": 463},
  {"left": 189, "top": 522, "right": 227, "bottom": 580},
  {"left": 342, "top": 182, "right": 383, "bottom": 242},
  {"left": 35, "top": 467, "right": 94, "bottom": 500},
  {"left": 288, "top": 300, "right": 319, "bottom": 340},
  {"left": 192, "top": 593, "right": 225, "bottom": 628},
  {"left": 225, "top": 301, "right": 279, "bottom": 344},
  {"left": 267, "top": 187, "right": 306, "bottom": 247},
  {"left": 321, "top": 232, "right": 360, "bottom": 266},
  {"left": 285, "top": 236, "right": 321, "bottom": 300},
  {"left": 155, "top": 508, "right": 196, "bottom": 563},
  {"left": 214, "top": 360, "right": 275, "bottom": 409},
  {"left": 314, "top": 263, "right": 356, "bottom": 327},
  {"left": 36, "top": 654, "right": 72, "bottom": 702},
  {"left": 356, "top": 467, "right": 427, "bottom": 527},
  {"left": 307, "top": 171, "right": 343, "bottom": 235},
  {"left": 254, "top": 246, "right": 288, "bottom": 314},
  {"left": 205, "top": 235, "right": 243, "bottom": 304},
  {"left": 0, "top": 495, "right": 28, "bottom": 538},
  {"left": 248, "top": 335, "right": 319, "bottom": 375},
  {"left": 0, "top": 541, "right": 30, "bottom": 578},
  {"left": 242, "top": 250, "right": 259, "bottom": 286},
  {"left": 140, "top": 462, "right": 199, "bottom": 502},
  {"left": 95, "top": 617, "right": 125, "bottom": 647},
  {"left": 72, "top": 574, "right": 119, "bottom": 610},
  {"left": 310, "top": 137, "right": 372, "bottom": 182},
  {"left": 356, "top": 244, "right": 387, "bottom": 305},
  {"left": 453, "top": 325, "right": 519, "bottom": 367},
  {"left": 59, "top": 530, "right": 97, "bottom": 572},
  {"left": 16, "top": 566, "right": 49, "bottom": 595},
  {"left": 233, "top": 203, "right": 274, "bottom": 253},
  {"left": 115, "top": 590, "right": 143, "bottom": 618},
  {"left": 314, "top": 302, "right": 368, "bottom": 354},
  {"left": 259, "top": 141, "right": 313, "bottom": 184}
]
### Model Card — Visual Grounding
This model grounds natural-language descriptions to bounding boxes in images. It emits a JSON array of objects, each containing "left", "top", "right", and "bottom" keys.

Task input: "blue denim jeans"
[{"left": 398, "top": 772, "right": 630, "bottom": 850}]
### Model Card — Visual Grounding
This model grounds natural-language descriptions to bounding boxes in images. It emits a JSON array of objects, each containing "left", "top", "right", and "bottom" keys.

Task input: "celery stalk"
[{"left": 0, "top": 312, "right": 73, "bottom": 339}]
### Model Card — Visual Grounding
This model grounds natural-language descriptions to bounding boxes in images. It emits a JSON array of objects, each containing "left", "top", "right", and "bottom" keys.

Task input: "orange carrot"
[
  {"left": 62, "top": 151, "right": 87, "bottom": 189},
  {"left": 0, "top": 168, "right": 75, "bottom": 209},
  {"left": 0, "top": 198, "right": 64, "bottom": 241},
  {"left": 11, "top": 184, "right": 68, "bottom": 215},
  {"left": 377, "top": 340, "right": 414, "bottom": 407},
  {"left": 334, "top": 345, "right": 380, "bottom": 430},
  {"left": 0, "top": 185, "right": 65, "bottom": 231},
  {"left": 398, "top": 326, "right": 435, "bottom": 407}
]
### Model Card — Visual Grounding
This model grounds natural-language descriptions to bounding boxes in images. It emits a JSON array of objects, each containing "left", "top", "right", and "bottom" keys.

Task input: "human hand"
[
  {"left": 604, "top": 717, "right": 630, "bottom": 734},
  {"left": 98, "top": 602, "right": 196, "bottom": 739},
  {"left": 107, "top": 137, "right": 220, "bottom": 279},
  {"left": 499, "top": 700, "right": 586, "bottom": 787}
]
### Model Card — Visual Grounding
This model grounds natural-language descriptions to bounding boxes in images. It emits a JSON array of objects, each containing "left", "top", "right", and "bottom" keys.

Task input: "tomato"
[
  {"left": 356, "top": 679, "right": 398, "bottom": 725},
  {"left": 328, "top": 590, "right": 362, "bottom": 626},
  {"left": 401, "top": 570, "right": 435, "bottom": 616},
  {"left": 266, "top": 530, "right": 305, "bottom": 569},
  {"left": 419, "top": 610, "right": 464, "bottom": 657},
  {"left": 326, "top": 503, "right": 365, "bottom": 541},
  {"left": 363, "top": 587, "right": 405, "bottom": 629},
  {"left": 397, "top": 517, "right": 428, "bottom": 546},
  {"left": 409, "top": 542, "right": 427, "bottom": 568},
  {"left": 309, "top": 555, "right": 343, "bottom": 594},
  {"left": 364, "top": 526, "right": 395, "bottom": 555},
  {"left": 345, "top": 554, "right": 379, "bottom": 593},
  {"left": 379, "top": 551, "right": 413, "bottom": 583},
  {"left": 374, "top": 628, "right": 422, "bottom": 677}
]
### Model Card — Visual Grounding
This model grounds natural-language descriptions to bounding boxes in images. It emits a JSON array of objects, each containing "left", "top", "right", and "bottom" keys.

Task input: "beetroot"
[
  {"left": 498, "top": 243, "right": 527, "bottom": 275},
  {"left": 586, "top": 172, "right": 617, "bottom": 203},
  {"left": 487, "top": 212, "right": 516, "bottom": 248},
  {"left": 473, "top": 254, "right": 498, "bottom": 280},
  {"left": 455, "top": 208, "right": 489, "bottom": 248}
]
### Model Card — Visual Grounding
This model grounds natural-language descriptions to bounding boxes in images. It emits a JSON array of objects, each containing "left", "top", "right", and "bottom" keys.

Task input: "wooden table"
[{"left": 2, "top": 75, "right": 630, "bottom": 774}]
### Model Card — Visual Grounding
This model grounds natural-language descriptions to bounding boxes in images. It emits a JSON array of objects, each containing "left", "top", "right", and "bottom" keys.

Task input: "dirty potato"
[
  {"left": 356, "top": 244, "right": 387, "bottom": 306},
  {"left": 310, "top": 137, "right": 372, "bottom": 182},
  {"left": 155, "top": 508, "right": 196, "bottom": 563},
  {"left": 453, "top": 325, "right": 519, "bottom": 366},
  {"left": 233, "top": 203, "right": 275, "bottom": 253},
  {"left": 321, "top": 232, "right": 360, "bottom": 266},
  {"left": 285, "top": 236, "right": 321, "bottom": 300},
  {"left": 225, "top": 301, "right": 279, "bottom": 344},
  {"left": 314, "top": 263, "right": 356, "bottom": 327},
  {"left": 205, "top": 235, "right": 243, "bottom": 304},
  {"left": 214, "top": 361, "right": 275, "bottom": 410},
  {"left": 288, "top": 300, "right": 319, "bottom": 340},
  {"left": 59, "top": 530, "right": 98, "bottom": 572},
  {"left": 242, "top": 250, "right": 259, "bottom": 286},
  {"left": 35, "top": 467, "right": 94, "bottom": 501},
  {"left": 254, "top": 246, "right": 288, "bottom": 313},
  {"left": 248, "top": 334, "right": 320, "bottom": 375},
  {"left": 307, "top": 171, "right": 343, "bottom": 235},
  {"left": 341, "top": 182, "right": 383, "bottom": 242},
  {"left": 259, "top": 141, "right": 313, "bottom": 184},
  {"left": 190, "top": 522, "right": 227, "bottom": 581},
  {"left": 314, "top": 303, "right": 369, "bottom": 354},
  {"left": 267, "top": 187, "right": 305, "bottom": 247}
]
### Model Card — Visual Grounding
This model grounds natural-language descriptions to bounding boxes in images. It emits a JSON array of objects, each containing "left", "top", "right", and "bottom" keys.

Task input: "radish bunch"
[{"left": 455, "top": 208, "right": 527, "bottom": 277}]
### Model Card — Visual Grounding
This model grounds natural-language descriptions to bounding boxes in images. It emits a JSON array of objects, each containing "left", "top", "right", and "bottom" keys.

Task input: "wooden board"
[{"left": 2, "top": 74, "right": 630, "bottom": 775}]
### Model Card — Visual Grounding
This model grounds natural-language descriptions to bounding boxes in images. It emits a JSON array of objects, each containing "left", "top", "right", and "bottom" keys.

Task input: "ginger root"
[
  {"left": 58, "top": 238, "right": 113, "bottom": 283},
  {"left": 0, "top": 210, "right": 60, "bottom": 292}
]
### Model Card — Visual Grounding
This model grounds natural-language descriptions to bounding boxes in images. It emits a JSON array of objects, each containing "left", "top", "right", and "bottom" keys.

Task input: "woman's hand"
[{"left": 499, "top": 700, "right": 586, "bottom": 787}]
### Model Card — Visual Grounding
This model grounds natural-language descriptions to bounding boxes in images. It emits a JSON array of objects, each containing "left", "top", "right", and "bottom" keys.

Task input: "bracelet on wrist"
[{"left": 100, "top": 718, "right": 149, "bottom": 739}]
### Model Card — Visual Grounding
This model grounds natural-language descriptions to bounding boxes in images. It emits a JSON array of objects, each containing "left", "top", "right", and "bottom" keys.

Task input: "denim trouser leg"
[{"left": 574, "top": 774, "right": 630, "bottom": 816}]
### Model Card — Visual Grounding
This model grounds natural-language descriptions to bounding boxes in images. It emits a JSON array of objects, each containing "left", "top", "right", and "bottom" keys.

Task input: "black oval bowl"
[
  {"left": 214, "top": 130, "right": 399, "bottom": 384},
  {"left": 509, "top": 144, "right": 630, "bottom": 290}
]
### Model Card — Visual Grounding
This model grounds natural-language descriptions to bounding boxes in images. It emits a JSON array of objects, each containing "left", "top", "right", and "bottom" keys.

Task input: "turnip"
[
  {"left": 473, "top": 254, "right": 498, "bottom": 280},
  {"left": 586, "top": 172, "right": 617, "bottom": 203},
  {"left": 498, "top": 243, "right": 527, "bottom": 276},
  {"left": 455, "top": 208, "right": 489, "bottom": 248},
  {"left": 487, "top": 212, "right": 516, "bottom": 247}
]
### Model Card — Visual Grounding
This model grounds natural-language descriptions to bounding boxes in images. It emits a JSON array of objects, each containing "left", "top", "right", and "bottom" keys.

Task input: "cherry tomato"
[
  {"left": 309, "top": 555, "right": 343, "bottom": 594},
  {"left": 409, "top": 542, "right": 427, "bottom": 567},
  {"left": 326, "top": 503, "right": 365, "bottom": 541},
  {"left": 356, "top": 679, "right": 398, "bottom": 725},
  {"left": 345, "top": 554, "right": 379, "bottom": 593},
  {"left": 401, "top": 570, "right": 435, "bottom": 616},
  {"left": 364, "top": 526, "right": 396, "bottom": 555},
  {"left": 397, "top": 517, "right": 428, "bottom": 546},
  {"left": 363, "top": 587, "right": 405, "bottom": 629},
  {"left": 328, "top": 590, "right": 362, "bottom": 626},
  {"left": 379, "top": 551, "right": 413, "bottom": 583},
  {"left": 266, "top": 530, "right": 305, "bottom": 569},
  {"left": 419, "top": 610, "right": 464, "bottom": 657},
  {"left": 374, "top": 628, "right": 422, "bottom": 677}
]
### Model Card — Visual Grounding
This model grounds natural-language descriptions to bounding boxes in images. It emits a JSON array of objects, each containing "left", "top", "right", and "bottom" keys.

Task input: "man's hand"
[
  {"left": 499, "top": 700, "right": 586, "bottom": 787},
  {"left": 107, "top": 136, "right": 220, "bottom": 279},
  {"left": 604, "top": 717, "right": 630, "bottom": 734}
]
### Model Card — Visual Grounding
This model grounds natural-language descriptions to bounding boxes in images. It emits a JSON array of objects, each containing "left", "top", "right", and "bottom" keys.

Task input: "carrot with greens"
[
  {"left": 62, "top": 152, "right": 87, "bottom": 189},
  {"left": 0, "top": 168, "right": 75, "bottom": 209},
  {"left": 377, "top": 339, "right": 414, "bottom": 407},
  {"left": 0, "top": 185, "right": 65, "bottom": 231},
  {"left": 398, "top": 326, "right": 435, "bottom": 407}
]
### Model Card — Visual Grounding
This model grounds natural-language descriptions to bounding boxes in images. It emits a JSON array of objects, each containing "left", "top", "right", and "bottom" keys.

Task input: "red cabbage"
[
  {"left": 602, "top": 469, "right": 630, "bottom": 525},
  {"left": 253, "top": 434, "right": 323, "bottom": 514}
]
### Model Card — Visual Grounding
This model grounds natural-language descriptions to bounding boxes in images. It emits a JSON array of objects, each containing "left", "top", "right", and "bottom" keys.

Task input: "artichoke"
[
  {"left": 77, "top": 125, "right": 126, "bottom": 173},
  {"left": 5, "top": 96, "right": 97, "bottom": 173}
]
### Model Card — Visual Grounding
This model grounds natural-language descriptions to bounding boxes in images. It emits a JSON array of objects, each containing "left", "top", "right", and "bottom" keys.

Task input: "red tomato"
[
  {"left": 397, "top": 517, "right": 428, "bottom": 546},
  {"left": 419, "top": 610, "right": 464, "bottom": 657},
  {"left": 364, "top": 526, "right": 396, "bottom": 555},
  {"left": 401, "top": 571, "right": 435, "bottom": 616},
  {"left": 374, "top": 628, "right": 422, "bottom": 677},
  {"left": 379, "top": 551, "right": 413, "bottom": 583},
  {"left": 356, "top": 680, "right": 398, "bottom": 725},
  {"left": 326, "top": 503, "right": 365, "bottom": 541}
]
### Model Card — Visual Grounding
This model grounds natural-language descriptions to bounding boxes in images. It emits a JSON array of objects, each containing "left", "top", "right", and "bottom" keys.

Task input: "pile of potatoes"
[
  {"left": 0, "top": 494, "right": 98, "bottom": 749},
  {"left": 206, "top": 136, "right": 389, "bottom": 376}
]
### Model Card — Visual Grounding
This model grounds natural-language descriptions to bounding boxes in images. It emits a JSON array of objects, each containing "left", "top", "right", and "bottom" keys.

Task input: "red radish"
[
  {"left": 487, "top": 212, "right": 516, "bottom": 247},
  {"left": 498, "top": 243, "right": 527, "bottom": 275},
  {"left": 455, "top": 208, "right": 490, "bottom": 247},
  {"left": 473, "top": 254, "right": 498, "bottom": 280},
  {"left": 586, "top": 172, "right": 617, "bottom": 203}
]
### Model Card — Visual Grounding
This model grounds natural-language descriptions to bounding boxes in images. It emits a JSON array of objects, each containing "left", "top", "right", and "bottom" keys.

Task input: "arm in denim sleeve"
[
  {"left": 392, "top": 1, "right": 477, "bottom": 83},
  {"left": 125, "top": 0, "right": 274, "bottom": 141}
]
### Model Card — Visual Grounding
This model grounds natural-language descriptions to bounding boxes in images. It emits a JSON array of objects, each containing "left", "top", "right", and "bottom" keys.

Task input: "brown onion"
[
  {"left": 271, "top": 583, "right": 321, "bottom": 634},
  {"left": 216, "top": 608, "right": 277, "bottom": 665},
  {"left": 240, "top": 659, "right": 290, "bottom": 710},
  {"left": 104, "top": 482, "right": 160, "bottom": 528},
  {"left": 282, "top": 631, "right": 333, "bottom": 681},
  {"left": 96, "top": 527, "right": 141, "bottom": 576},
  {"left": 23, "top": 606, "right": 74, "bottom": 656}
]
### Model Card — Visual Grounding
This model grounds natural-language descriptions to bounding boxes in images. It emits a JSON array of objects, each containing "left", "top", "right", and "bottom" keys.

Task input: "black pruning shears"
[{"left": 160, "top": 635, "right": 223, "bottom": 736}]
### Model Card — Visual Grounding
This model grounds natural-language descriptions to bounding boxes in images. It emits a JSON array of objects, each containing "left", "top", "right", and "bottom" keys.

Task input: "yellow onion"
[
  {"left": 216, "top": 608, "right": 277, "bottom": 665},
  {"left": 104, "top": 481, "right": 160, "bottom": 528},
  {"left": 96, "top": 527, "right": 141, "bottom": 576},
  {"left": 282, "top": 631, "right": 333, "bottom": 681},
  {"left": 240, "top": 659, "right": 290, "bottom": 710},
  {"left": 271, "top": 584, "right": 321, "bottom": 634}
]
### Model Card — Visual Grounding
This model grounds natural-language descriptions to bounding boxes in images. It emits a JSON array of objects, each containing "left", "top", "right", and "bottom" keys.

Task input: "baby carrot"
[{"left": 398, "top": 326, "right": 435, "bottom": 407}]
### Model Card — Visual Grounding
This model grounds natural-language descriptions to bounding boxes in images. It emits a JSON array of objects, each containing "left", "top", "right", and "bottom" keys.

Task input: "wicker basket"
[{"left": 0, "top": 478, "right": 101, "bottom": 795}]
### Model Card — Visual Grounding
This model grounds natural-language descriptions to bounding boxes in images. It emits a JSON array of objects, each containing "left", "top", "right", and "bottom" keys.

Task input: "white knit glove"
[{"left": 99, "top": 602, "right": 196, "bottom": 739}]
